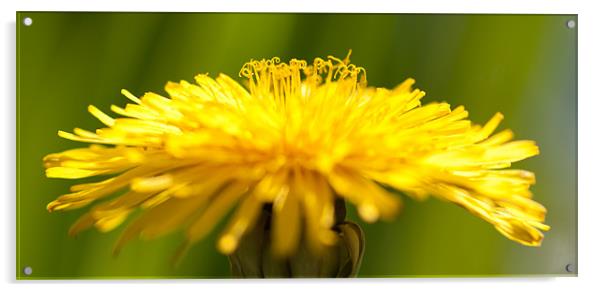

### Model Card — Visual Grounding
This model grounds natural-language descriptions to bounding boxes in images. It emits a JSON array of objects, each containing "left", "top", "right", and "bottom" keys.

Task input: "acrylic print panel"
[{"left": 16, "top": 12, "right": 577, "bottom": 279}]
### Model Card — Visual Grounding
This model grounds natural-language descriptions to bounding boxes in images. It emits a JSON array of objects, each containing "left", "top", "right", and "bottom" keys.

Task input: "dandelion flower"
[{"left": 45, "top": 52, "right": 549, "bottom": 261}]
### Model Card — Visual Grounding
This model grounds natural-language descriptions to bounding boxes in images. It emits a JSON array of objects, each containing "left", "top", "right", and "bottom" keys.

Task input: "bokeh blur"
[{"left": 16, "top": 13, "right": 577, "bottom": 278}]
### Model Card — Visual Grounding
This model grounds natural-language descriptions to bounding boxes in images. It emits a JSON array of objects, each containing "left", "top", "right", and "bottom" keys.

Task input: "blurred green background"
[{"left": 16, "top": 13, "right": 577, "bottom": 278}]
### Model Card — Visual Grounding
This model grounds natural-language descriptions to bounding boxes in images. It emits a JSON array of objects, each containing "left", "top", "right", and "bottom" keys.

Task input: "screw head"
[
  {"left": 23, "top": 17, "right": 33, "bottom": 26},
  {"left": 23, "top": 266, "right": 32, "bottom": 275},
  {"left": 567, "top": 20, "right": 576, "bottom": 29}
]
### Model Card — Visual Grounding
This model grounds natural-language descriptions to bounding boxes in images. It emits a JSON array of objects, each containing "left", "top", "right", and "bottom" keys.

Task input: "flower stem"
[{"left": 228, "top": 200, "right": 364, "bottom": 278}]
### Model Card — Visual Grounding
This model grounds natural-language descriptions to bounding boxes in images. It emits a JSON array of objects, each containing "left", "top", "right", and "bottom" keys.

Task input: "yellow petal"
[{"left": 186, "top": 182, "right": 250, "bottom": 243}]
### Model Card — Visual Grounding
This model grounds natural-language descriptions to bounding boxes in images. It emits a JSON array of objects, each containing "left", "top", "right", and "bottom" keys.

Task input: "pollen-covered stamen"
[{"left": 239, "top": 52, "right": 366, "bottom": 107}]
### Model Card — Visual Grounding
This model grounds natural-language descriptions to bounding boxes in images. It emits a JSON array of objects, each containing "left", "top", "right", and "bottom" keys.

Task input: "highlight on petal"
[{"left": 44, "top": 52, "right": 549, "bottom": 261}]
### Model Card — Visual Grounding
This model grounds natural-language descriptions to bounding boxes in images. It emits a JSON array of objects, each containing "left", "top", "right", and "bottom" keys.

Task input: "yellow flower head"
[{"left": 45, "top": 52, "right": 549, "bottom": 258}]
